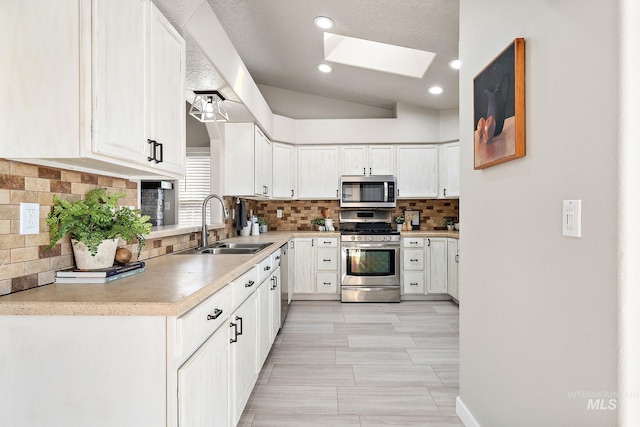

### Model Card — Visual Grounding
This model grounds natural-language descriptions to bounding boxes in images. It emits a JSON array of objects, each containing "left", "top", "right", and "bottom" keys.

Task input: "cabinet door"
[
  {"left": 92, "top": 0, "right": 147, "bottom": 163},
  {"left": 396, "top": 145, "right": 438, "bottom": 198},
  {"left": 229, "top": 293, "right": 258, "bottom": 425},
  {"left": 293, "top": 238, "right": 314, "bottom": 294},
  {"left": 224, "top": 123, "right": 255, "bottom": 196},
  {"left": 427, "top": 238, "right": 448, "bottom": 293},
  {"left": 368, "top": 145, "right": 395, "bottom": 175},
  {"left": 147, "top": 2, "right": 185, "bottom": 175},
  {"left": 177, "top": 323, "right": 228, "bottom": 427},
  {"left": 256, "top": 280, "right": 271, "bottom": 370},
  {"left": 297, "top": 146, "right": 340, "bottom": 199},
  {"left": 269, "top": 268, "right": 282, "bottom": 341},
  {"left": 272, "top": 143, "right": 296, "bottom": 198},
  {"left": 341, "top": 146, "right": 367, "bottom": 175},
  {"left": 403, "top": 272, "right": 425, "bottom": 294},
  {"left": 439, "top": 142, "right": 460, "bottom": 198},
  {"left": 447, "top": 238, "right": 459, "bottom": 299},
  {"left": 254, "top": 127, "right": 272, "bottom": 197}
]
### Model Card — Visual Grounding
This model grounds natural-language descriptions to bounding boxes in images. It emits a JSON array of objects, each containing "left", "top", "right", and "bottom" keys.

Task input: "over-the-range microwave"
[{"left": 340, "top": 175, "right": 396, "bottom": 208}]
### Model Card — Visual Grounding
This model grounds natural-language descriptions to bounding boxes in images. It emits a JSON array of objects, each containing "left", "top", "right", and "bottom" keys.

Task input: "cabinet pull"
[
  {"left": 397, "top": 188, "right": 400, "bottom": 197},
  {"left": 291, "top": 189, "right": 294, "bottom": 197},
  {"left": 369, "top": 167, "right": 372, "bottom": 175},
  {"left": 245, "top": 280, "right": 255, "bottom": 288},
  {"left": 271, "top": 276, "right": 278, "bottom": 290},
  {"left": 410, "top": 259, "right": 419, "bottom": 262},
  {"left": 323, "top": 259, "right": 331, "bottom": 262},
  {"left": 323, "top": 282, "right": 331, "bottom": 285},
  {"left": 410, "top": 282, "right": 419, "bottom": 286},
  {"left": 323, "top": 241, "right": 332, "bottom": 244},
  {"left": 409, "top": 241, "right": 418, "bottom": 245},
  {"left": 336, "top": 189, "right": 339, "bottom": 197},
  {"left": 276, "top": 255, "right": 281, "bottom": 260},
  {"left": 264, "top": 265, "right": 271, "bottom": 271},
  {"left": 156, "top": 141, "right": 163, "bottom": 163},
  {"left": 363, "top": 167, "right": 366, "bottom": 175},
  {"left": 236, "top": 316, "right": 243, "bottom": 336},
  {"left": 207, "top": 308, "right": 223, "bottom": 320},
  {"left": 147, "top": 139, "right": 156, "bottom": 162},
  {"left": 230, "top": 321, "right": 238, "bottom": 343},
  {"left": 444, "top": 188, "right": 447, "bottom": 197},
  {"left": 455, "top": 254, "right": 459, "bottom": 263},
  {"left": 427, "top": 238, "right": 431, "bottom": 247}
]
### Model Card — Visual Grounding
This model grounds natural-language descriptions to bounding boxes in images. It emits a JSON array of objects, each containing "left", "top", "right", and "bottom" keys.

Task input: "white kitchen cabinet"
[
  {"left": 403, "top": 272, "right": 426, "bottom": 294},
  {"left": 396, "top": 145, "right": 438, "bottom": 198},
  {"left": 225, "top": 123, "right": 272, "bottom": 197},
  {"left": 257, "top": 279, "right": 271, "bottom": 369},
  {"left": 1, "top": 0, "right": 185, "bottom": 178},
  {"left": 297, "top": 146, "right": 340, "bottom": 199},
  {"left": 293, "top": 238, "right": 314, "bottom": 294},
  {"left": 269, "top": 267, "right": 282, "bottom": 342},
  {"left": 272, "top": 142, "right": 297, "bottom": 198},
  {"left": 439, "top": 142, "right": 460, "bottom": 198},
  {"left": 426, "top": 237, "right": 448, "bottom": 294},
  {"left": 447, "top": 238, "right": 459, "bottom": 300},
  {"left": 229, "top": 291, "right": 258, "bottom": 426},
  {"left": 177, "top": 322, "right": 228, "bottom": 427},
  {"left": 341, "top": 145, "right": 395, "bottom": 176}
]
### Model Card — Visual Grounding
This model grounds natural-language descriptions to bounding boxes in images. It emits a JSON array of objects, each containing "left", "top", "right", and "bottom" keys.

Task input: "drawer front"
[
  {"left": 177, "top": 284, "right": 232, "bottom": 359},
  {"left": 403, "top": 237, "right": 424, "bottom": 248},
  {"left": 316, "top": 237, "right": 338, "bottom": 248},
  {"left": 316, "top": 272, "right": 338, "bottom": 294},
  {"left": 233, "top": 265, "right": 259, "bottom": 307},
  {"left": 403, "top": 249, "right": 424, "bottom": 270},
  {"left": 403, "top": 272, "right": 425, "bottom": 294},
  {"left": 272, "top": 248, "right": 282, "bottom": 269},
  {"left": 257, "top": 256, "right": 273, "bottom": 284},
  {"left": 316, "top": 248, "right": 338, "bottom": 271}
]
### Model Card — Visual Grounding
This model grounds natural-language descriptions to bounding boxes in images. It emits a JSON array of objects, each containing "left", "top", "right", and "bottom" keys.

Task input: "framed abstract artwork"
[{"left": 473, "top": 38, "right": 525, "bottom": 169}]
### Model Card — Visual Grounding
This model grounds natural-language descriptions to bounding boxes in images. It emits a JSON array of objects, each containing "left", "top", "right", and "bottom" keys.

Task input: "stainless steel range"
[{"left": 339, "top": 210, "right": 401, "bottom": 302}]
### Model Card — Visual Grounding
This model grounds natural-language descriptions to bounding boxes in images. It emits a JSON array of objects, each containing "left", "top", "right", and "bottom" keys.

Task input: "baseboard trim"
[{"left": 456, "top": 396, "right": 482, "bottom": 427}]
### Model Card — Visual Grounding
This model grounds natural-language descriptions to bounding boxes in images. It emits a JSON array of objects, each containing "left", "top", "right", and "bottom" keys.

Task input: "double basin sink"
[{"left": 177, "top": 242, "right": 273, "bottom": 255}]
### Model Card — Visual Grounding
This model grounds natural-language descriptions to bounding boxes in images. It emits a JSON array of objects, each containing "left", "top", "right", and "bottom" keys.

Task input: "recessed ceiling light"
[
  {"left": 314, "top": 16, "right": 334, "bottom": 30},
  {"left": 449, "top": 59, "right": 461, "bottom": 70},
  {"left": 317, "top": 63, "right": 333, "bottom": 73},
  {"left": 428, "top": 86, "right": 444, "bottom": 95}
]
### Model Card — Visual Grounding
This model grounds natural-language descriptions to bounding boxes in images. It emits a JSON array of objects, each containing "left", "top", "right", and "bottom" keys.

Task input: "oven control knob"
[{"left": 351, "top": 236, "right": 356, "bottom": 241}]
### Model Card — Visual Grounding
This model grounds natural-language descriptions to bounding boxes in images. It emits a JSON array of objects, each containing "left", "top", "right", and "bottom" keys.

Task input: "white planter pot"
[
  {"left": 396, "top": 224, "right": 403, "bottom": 232},
  {"left": 72, "top": 238, "right": 118, "bottom": 270}
]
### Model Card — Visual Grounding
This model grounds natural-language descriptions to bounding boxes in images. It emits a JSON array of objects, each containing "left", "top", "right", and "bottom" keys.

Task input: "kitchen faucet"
[{"left": 201, "top": 194, "right": 229, "bottom": 248}]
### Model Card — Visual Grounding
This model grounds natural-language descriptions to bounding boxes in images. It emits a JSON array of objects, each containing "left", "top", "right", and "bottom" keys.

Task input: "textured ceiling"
[{"left": 155, "top": 0, "right": 460, "bottom": 119}]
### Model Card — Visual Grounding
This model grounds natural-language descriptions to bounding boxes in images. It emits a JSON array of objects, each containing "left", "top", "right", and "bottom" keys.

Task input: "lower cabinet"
[
  {"left": 229, "top": 292, "right": 258, "bottom": 426},
  {"left": 177, "top": 323, "right": 228, "bottom": 427},
  {"left": 293, "top": 237, "right": 340, "bottom": 297},
  {"left": 401, "top": 237, "right": 458, "bottom": 298},
  {"left": 447, "top": 238, "right": 459, "bottom": 300},
  {"left": 426, "top": 238, "right": 448, "bottom": 294}
]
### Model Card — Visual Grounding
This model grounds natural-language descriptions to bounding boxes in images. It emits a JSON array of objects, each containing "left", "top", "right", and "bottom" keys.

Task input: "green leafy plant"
[
  {"left": 257, "top": 216, "right": 267, "bottom": 226},
  {"left": 311, "top": 218, "right": 325, "bottom": 226},
  {"left": 46, "top": 188, "right": 152, "bottom": 257},
  {"left": 394, "top": 215, "right": 405, "bottom": 224},
  {"left": 443, "top": 217, "right": 455, "bottom": 226}
]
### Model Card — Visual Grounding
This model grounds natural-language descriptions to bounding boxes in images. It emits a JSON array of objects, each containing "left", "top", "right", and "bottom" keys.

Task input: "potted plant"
[
  {"left": 257, "top": 216, "right": 268, "bottom": 233},
  {"left": 311, "top": 218, "right": 325, "bottom": 231},
  {"left": 444, "top": 217, "right": 455, "bottom": 231},
  {"left": 46, "top": 188, "right": 152, "bottom": 269},
  {"left": 394, "top": 215, "right": 405, "bottom": 232}
]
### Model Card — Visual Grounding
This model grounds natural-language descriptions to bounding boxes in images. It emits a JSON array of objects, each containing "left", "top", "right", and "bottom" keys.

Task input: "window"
[{"left": 179, "top": 152, "right": 211, "bottom": 224}]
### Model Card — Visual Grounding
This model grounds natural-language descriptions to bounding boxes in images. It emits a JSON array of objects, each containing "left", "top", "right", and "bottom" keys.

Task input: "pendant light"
[{"left": 189, "top": 90, "right": 229, "bottom": 122}]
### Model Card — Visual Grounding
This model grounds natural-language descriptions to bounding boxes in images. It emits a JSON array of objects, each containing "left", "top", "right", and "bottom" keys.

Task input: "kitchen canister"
[
  {"left": 251, "top": 222, "right": 260, "bottom": 236},
  {"left": 240, "top": 224, "right": 251, "bottom": 236}
]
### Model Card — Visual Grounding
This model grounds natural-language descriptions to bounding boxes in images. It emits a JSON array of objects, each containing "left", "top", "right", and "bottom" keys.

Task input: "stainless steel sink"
[{"left": 176, "top": 242, "right": 273, "bottom": 255}]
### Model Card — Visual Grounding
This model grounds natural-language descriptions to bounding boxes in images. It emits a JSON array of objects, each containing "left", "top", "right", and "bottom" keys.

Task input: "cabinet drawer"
[
  {"left": 257, "top": 256, "right": 273, "bottom": 284},
  {"left": 403, "top": 237, "right": 424, "bottom": 248},
  {"left": 316, "top": 272, "right": 338, "bottom": 294},
  {"left": 403, "top": 249, "right": 424, "bottom": 270},
  {"left": 316, "top": 248, "right": 338, "bottom": 271},
  {"left": 177, "top": 285, "right": 232, "bottom": 359},
  {"left": 233, "top": 266, "right": 259, "bottom": 307},
  {"left": 403, "top": 272, "right": 425, "bottom": 294},
  {"left": 316, "top": 237, "right": 338, "bottom": 248}
]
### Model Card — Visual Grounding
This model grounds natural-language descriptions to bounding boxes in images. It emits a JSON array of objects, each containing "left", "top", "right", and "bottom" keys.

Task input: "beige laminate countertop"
[{"left": 0, "top": 230, "right": 458, "bottom": 317}]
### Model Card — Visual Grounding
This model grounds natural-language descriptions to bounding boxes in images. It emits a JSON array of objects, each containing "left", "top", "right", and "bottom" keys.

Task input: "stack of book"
[{"left": 55, "top": 261, "right": 145, "bottom": 284}]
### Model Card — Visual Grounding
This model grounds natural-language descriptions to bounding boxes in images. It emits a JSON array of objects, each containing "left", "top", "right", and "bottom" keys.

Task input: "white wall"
[{"left": 458, "top": 1, "right": 618, "bottom": 426}]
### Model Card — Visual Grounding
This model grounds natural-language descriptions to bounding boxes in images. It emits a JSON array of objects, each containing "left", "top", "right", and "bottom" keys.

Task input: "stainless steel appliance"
[
  {"left": 279, "top": 241, "right": 293, "bottom": 326},
  {"left": 340, "top": 175, "right": 396, "bottom": 209},
  {"left": 340, "top": 210, "right": 401, "bottom": 302}
]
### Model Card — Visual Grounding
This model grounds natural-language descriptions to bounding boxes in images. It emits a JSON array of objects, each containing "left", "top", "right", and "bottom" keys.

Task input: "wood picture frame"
[{"left": 473, "top": 38, "right": 525, "bottom": 169}]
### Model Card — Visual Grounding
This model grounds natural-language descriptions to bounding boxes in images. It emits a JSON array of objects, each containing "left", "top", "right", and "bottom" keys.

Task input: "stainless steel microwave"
[{"left": 340, "top": 175, "right": 396, "bottom": 208}]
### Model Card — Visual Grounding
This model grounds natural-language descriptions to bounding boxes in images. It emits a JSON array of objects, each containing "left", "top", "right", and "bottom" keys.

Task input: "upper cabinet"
[
  {"left": 438, "top": 142, "right": 460, "bottom": 198},
  {"left": 396, "top": 145, "right": 438, "bottom": 198},
  {"left": 341, "top": 145, "right": 395, "bottom": 176},
  {"left": 272, "top": 143, "right": 296, "bottom": 199},
  {"left": 297, "top": 146, "right": 340, "bottom": 199},
  {"left": 0, "top": 0, "right": 186, "bottom": 178},
  {"left": 224, "top": 123, "right": 272, "bottom": 197}
]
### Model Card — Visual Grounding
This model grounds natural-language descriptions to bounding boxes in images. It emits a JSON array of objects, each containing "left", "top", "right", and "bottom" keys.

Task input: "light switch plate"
[
  {"left": 20, "top": 202, "right": 40, "bottom": 235},
  {"left": 277, "top": 209, "right": 283, "bottom": 218},
  {"left": 562, "top": 200, "right": 582, "bottom": 237}
]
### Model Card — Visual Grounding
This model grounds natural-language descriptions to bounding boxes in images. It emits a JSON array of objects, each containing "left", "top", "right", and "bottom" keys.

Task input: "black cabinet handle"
[
  {"left": 245, "top": 280, "right": 255, "bottom": 288},
  {"left": 444, "top": 188, "right": 447, "bottom": 197},
  {"left": 363, "top": 167, "right": 366, "bottom": 175},
  {"left": 336, "top": 189, "right": 339, "bottom": 197},
  {"left": 230, "top": 321, "right": 238, "bottom": 343},
  {"left": 147, "top": 139, "right": 156, "bottom": 162},
  {"left": 410, "top": 282, "right": 418, "bottom": 286},
  {"left": 291, "top": 189, "right": 294, "bottom": 197},
  {"left": 156, "top": 141, "right": 163, "bottom": 163},
  {"left": 323, "top": 282, "right": 331, "bottom": 285},
  {"left": 207, "top": 308, "right": 223, "bottom": 320},
  {"left": 409, "top": 241, "right": 418, "bottom": 245},
  {"left": 397, "top": 188, "right": 400, "bottom": 197},
  {"left": 369, "top": 167, "right": 372, "bottom": 175},
  {"left": 323, "top": 259, "right": 331, "bottom": 262},
  {"left": 236, "top": 316, "right": 243, "bottom": 336},
  {"left": 264, "top": 265, "right": 271, "bottom": 271},
  {"left": 428, "top": 238, "right": 431, "bottom": 247},
  {"left": 410, "top": 259, "right": 419, "bottom": 262},
  {"left": 455, "top": 254, "right": 459, "bottom": 263}
]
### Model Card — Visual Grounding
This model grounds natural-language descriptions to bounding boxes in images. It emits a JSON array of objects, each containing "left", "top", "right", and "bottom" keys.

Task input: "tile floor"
[{"left": 239, "top": 300, "right": 463, "bottom": 426}]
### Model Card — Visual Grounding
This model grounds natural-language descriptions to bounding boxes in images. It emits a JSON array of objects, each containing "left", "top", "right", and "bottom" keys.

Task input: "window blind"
[{"left": 179, "top": 154, "right": 211, "bottom": 224}]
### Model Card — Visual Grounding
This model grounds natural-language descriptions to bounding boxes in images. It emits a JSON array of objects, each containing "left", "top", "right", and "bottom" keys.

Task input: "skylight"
[{"left": 323, "top": 32, "right": 435, "bottom": 78}]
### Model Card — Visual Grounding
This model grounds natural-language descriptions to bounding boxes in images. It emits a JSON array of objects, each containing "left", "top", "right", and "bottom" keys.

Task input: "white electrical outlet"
[
  {"left": 164, "top": 201, "right": 170, "bottom": 210},
  {"left": 277, "top": 209, "right": 283, "bottom": 218},
  {"left": 20, "top": 202, "right": 40, "bottom": 235}
]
